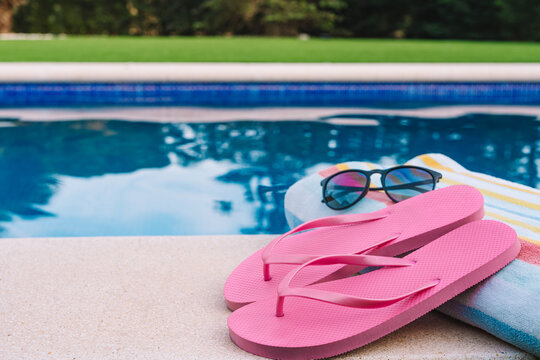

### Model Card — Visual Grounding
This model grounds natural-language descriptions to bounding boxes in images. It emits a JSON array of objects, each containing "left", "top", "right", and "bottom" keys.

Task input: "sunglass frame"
[{"left": 320, "top": 165, "right": 443, "bottom": 210}]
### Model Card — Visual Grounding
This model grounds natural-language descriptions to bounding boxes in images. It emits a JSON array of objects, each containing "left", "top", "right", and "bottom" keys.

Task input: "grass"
[{"left": 0, "top": 36, "right": 539, "bottom": 62}]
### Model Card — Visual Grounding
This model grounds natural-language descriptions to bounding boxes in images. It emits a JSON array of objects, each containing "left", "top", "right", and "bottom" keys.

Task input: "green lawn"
[{"left": 1, "top": 36, "right": 539, "bottom": 62}]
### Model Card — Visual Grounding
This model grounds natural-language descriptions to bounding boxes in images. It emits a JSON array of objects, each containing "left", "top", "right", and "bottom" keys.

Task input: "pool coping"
[
  {"left": 2, "top": 105, "right": 540, "bottom": 123},
  {"left": 1, "top": 63, "right": 540, "bottom": 82}
]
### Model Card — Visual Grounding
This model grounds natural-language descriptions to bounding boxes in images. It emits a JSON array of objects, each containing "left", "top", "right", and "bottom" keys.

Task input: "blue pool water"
[{"left": 0, "top": 111, "right": 538, "bottom": 237}]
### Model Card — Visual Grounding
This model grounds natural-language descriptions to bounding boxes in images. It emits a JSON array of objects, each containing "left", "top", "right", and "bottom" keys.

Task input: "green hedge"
[{"left": 12, "top": 0, "right": 540, "bottom": 41}]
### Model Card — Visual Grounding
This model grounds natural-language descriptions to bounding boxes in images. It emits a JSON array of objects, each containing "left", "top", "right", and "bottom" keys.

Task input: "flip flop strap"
[
  {"left": 262, "top": 232, "right": 400, "bottom": 266},
  {"left": 261, "top": 210, "right": 391, "bottom": 281},
  {"left": 275, "top": 254, "right": 439, "bottom": 317}
]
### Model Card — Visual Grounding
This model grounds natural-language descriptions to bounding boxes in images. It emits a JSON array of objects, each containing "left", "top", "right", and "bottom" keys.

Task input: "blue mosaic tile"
[{"left": 0, "top": 82, "right": 539, "bottom": 107}]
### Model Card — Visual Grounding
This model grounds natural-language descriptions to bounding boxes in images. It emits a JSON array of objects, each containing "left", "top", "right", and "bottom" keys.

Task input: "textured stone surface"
[
  {"left": 0, "top": 235, "right": 533, "bottom": 359},
  {"left": 1, "top": 63, "right": 540, "bottom": 82},
  {"left": 1, "top": 105, "right": 540, "bottom": 123}
]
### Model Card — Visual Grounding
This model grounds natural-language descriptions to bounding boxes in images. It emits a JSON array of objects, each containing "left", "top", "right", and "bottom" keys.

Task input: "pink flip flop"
[
  {"left": 225, "top": 185, "right": 484, "bottom": 310},
  {"left": 228, "top": 220, "right": 520, "bottom": 360}
]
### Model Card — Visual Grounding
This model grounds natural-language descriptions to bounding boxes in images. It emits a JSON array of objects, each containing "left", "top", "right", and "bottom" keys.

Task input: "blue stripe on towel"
[
  {"left": 438, "top": 259, "right": 540, "bottom": 356},
  {"left": 439, "top": 301, "right": 540, "bottom": 356},
  {"left": 487, "top": 202, "right": 540, "bottom": 222}
]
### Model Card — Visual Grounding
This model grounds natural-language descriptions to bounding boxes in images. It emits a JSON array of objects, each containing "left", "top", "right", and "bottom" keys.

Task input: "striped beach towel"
[{"left": 284, "top": 153, "right": 540, "bottom": 356}]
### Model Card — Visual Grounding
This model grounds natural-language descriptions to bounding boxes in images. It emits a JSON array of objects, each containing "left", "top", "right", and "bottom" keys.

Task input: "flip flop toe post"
[{"left": 228, "top": 220, "right": 520, "bottom": 360}]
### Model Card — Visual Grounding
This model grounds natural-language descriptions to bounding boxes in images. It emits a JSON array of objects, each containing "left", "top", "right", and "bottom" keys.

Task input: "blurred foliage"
[
  {"left": 6, "top": 0, "right": 540, "bottom": 40},
  {"left": 404, "top": 1, "right": 503, "bottom": 39},
  {"left": 496, "top": 0, "right": 540, "bottom": 41},
  {"left": 12, "top": 0, "right": 131, "bottom": 34},
  {"left": 194, "top": 0, "right": 346, "bottom": 36},
  {"left": 0, "top": 0, "right": 25, "bottom": 32}
]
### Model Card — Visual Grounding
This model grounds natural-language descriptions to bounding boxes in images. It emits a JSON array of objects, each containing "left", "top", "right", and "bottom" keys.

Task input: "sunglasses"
[{"left": 321, "top": 165, "right": 442, "bottom": 210}]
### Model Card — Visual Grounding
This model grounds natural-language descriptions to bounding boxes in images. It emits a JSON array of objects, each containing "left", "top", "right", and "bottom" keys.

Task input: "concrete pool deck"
[{"left": 0, "top": 235, "right": 534, "bottom": 359}]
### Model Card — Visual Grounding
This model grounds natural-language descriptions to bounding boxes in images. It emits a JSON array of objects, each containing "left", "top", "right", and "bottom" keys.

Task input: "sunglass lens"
[
  {"left": 384, "top": 167, "right": 435, "bottom": 202},
  {"left": 324, "top": 172, "right": 368, "bottom": 209}
]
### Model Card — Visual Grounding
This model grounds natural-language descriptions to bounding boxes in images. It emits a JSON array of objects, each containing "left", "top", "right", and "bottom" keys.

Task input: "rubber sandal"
[
  {"left": 228, "top": 220, "right": 520, "bottom": 360},
  {"left": 224, "top": 185, "right": 484, "bottom": 310}
]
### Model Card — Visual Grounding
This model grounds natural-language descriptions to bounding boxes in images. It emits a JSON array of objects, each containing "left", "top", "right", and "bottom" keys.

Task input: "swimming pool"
[{"left": 0, "top": 108, "right": 537, "bottom": 238}]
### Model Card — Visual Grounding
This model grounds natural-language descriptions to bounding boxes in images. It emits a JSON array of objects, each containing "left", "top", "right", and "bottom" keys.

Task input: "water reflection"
[{"left": 0, "top": 113, "right": 537, "bottom": 237}]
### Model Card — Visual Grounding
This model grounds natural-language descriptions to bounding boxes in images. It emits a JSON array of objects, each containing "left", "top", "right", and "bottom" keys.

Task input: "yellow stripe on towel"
[
  {"left": 438, "top": 178, "right": 540, "bottom": 212},
  {"left": 419, "top": 155, "right": 455, "bottom": 172},
  {"left": 519, "top": 235, "right": 540, "bottom": 246},
  {"left": 365, "top": 162, "right": 377, "bottom": 170},
  {"left": 336, "top": 163, "right": 350, "bottom": 171},
  {"left": 485, "top": 210, "right": 540, "bottom": 237},
  {"left": 420, "top": 154, "right": 539, "bottom": 196}
]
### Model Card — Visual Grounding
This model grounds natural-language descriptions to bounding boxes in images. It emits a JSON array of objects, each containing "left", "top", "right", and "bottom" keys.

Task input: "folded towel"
[{"left": 284, "top": 153, "right": 540, "bottom": 356}]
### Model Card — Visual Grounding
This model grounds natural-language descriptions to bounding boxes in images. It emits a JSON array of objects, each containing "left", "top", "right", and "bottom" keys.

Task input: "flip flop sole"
[{"left": 228, "top": 220, "right": 520, "bottom": 360}]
